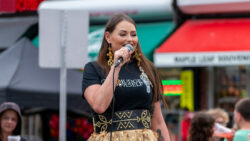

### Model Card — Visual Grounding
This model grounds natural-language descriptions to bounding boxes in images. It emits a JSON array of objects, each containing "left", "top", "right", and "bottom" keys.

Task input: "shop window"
[
  {"left": 215, "top": 66, "right": 247, "bottom": 113},
  {"left": 158, "top": 68, "right": 182, "bottom": 110}
]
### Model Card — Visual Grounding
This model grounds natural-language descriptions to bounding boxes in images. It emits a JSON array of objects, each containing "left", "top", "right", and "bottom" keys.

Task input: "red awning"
[{"left": 154, "top": 18, "right": 250, "bottom": 67}]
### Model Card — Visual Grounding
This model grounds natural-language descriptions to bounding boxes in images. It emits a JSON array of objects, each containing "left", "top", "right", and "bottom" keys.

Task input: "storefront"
[{"left": 154, "top": 18, "right": 250, "bottom": 112}]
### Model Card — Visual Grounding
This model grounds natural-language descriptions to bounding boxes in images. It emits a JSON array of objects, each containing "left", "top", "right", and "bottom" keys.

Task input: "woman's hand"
[{"left": 113, "top": 47, "right": 133, "bottom": 68}]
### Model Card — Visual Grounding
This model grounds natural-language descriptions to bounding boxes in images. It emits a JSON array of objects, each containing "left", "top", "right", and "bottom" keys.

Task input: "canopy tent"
[
  {"left": 154, "top": 18, "right": 250, "bottom": 67},
  {"left": 0, "top": 16, "right": 37, "bottom": 49},
  {"left": 0, "top": 38, "right": 90, "bottom": 115},
  {"left": 33, "top": 21, "right": 176, "bottom": 62}
]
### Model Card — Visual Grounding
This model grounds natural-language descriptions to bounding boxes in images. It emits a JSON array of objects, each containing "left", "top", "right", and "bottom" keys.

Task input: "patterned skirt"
[
  {"left": 87, "top": 129, "right": 158, "bottom": 141},
  {"left": 89, "top": 109, "right": 159, "bottom": 140}
]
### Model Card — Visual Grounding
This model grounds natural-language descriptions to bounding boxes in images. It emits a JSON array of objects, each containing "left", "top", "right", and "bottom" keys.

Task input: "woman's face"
[
  {"left": 216, "top": 117, "right": 227, "bottom": 126},
  {"left": 105, "top": 20, "right": 138, "bottom": 52},
  {"left": 0, "top": 110, "right": 18, "bottom": 134}
]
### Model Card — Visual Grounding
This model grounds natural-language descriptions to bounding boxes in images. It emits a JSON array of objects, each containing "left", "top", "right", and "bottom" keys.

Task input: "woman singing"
[{"left": 82, "top": 13, "right": 170, "bottom": 141}]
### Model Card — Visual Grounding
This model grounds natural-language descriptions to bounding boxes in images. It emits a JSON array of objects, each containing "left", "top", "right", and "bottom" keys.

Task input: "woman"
[
  {"left": 207, "top": 108, "right": 229, "bottom": 127},
  {"left": 0, "top": 102, "right": 26, "bottom": 141},
  {"left": 188, "top": 112, "right": 215, "bottom": 141},
  {"left": 82, "top": 13, "right": 170, "bottom": 141}
]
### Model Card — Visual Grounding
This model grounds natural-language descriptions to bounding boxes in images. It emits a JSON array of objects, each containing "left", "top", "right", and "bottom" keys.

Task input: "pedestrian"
[
  {"left": 233, "top": 98, "right": 250, "bottom": 141},
  {"left": 188, "top": 112, "right": 215, "bottom": 141},
  {"left": 207, "top": 108, "right": 229, "bottom": 127},
  {"left": 0, "top": 102, "right": 26, "bottom": 141},
  {"left": 82, "top": 13, "right": 170, "bottom": 141},
  {"left": 207, "top": 108, "right": 230, "bottom": 141}
]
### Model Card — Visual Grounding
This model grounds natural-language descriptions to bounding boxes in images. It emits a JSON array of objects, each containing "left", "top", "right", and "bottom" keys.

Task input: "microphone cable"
[
  {"left": 109, "top": 45, "right": 132, "bottom": 140},
  {"left": 110, "top": 66, "right": 116, "bottom": 141}
]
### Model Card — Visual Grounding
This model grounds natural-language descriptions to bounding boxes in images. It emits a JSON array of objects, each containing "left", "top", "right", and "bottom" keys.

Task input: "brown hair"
[
  {"left": 97, "top": 13, "right": 166, "bottom": 107},
  {"left": 235, "top": 98, "right": 250, "bottom": 122},
  {"left": 188, "top": 112, "right": 215, "bottom": 141}
]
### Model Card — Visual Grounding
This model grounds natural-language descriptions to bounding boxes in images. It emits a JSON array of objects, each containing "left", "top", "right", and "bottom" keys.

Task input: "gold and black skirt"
[{"left": 88, "top": 109, "right": 158, "bottom": 141}]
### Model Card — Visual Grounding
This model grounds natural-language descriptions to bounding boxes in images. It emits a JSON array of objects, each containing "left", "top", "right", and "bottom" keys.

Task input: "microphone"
[{"left": 114, "top": 44, "right": 133, "bottom": 67}]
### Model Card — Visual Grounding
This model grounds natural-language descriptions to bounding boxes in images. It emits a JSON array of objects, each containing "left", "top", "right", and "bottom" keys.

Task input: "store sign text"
[
  {"left": 175, "top": 56, "right": 214, "bottom": 64},
  {"left": 173, "top": 54, "right": 250, "bottom": 65}
]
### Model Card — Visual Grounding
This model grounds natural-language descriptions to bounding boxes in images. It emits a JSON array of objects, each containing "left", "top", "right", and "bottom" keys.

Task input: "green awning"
[
  {"left": 32, "top": 21, "right": 175, "bottom": 62},
  {"left": 137, "top": 21, "right": 175, "bottom": 61}
]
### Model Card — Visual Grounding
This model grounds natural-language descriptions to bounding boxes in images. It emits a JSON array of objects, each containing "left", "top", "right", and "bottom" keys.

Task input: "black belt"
[{"left": 93, "top": 109, "right": 151, "bottom": 133}]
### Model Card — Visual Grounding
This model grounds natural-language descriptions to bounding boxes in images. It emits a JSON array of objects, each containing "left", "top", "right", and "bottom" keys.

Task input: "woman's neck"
[{"left": 1, "top": 132, "right": 12, "bottom": 141}]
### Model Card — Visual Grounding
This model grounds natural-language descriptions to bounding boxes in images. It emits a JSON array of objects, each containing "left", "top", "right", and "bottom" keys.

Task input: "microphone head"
[{"left": 124, "top": 44, "right": 134, "bottom": 52}]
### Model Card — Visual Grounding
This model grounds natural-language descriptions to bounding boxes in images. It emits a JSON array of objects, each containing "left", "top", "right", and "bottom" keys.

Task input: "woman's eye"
[
  {"left": 131, "top": 33, "right": 137, "bottom": 37},
  {"left": 120, "top": 33, "right": 126, "bottom": 36}
]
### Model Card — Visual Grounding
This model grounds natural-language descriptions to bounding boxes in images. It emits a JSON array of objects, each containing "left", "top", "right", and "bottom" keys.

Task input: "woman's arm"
[
  {"left": 84, "top": 65, "right": 120, "bottom": 114},
  {"left": 151, "top": 101, "right": 170, "bottom": 141}
]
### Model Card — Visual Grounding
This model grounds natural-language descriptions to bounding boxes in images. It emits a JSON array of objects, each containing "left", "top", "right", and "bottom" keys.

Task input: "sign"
[
  {"left": 37, "top": 0, "right": 173, "bottom": 23},
  {"left": 0, "top": 0, "right": 44, "bottom": 13},
  {"left": 162, "top": 80, "right": 182, "bottom": 96},
  {"left": 180, "top": 70, "right": 194, "bottom": 111},
  {"left": 39, "top": 9, "right": 89, "bottom": 68},
  {"left": 155, "top": 52, "right": 250, "bottom": 67},
  {"left": 16, "top": 0, "right": 44, "bottom": 12},
  {"left": 0, "top": 0, "right": 16, "bottom": 13},
  {"left": 39, "top": 7, "right": 89, "bottom": 141}
]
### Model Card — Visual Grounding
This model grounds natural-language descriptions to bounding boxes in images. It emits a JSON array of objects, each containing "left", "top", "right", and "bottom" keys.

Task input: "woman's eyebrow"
[{"left": 119, "top": 29, "right": 136, "bottom": 32}]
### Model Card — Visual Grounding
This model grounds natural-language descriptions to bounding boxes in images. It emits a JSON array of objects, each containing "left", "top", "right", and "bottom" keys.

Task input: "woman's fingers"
[{"left": 114, "top": 48, "right": 131, "bottom": 66}]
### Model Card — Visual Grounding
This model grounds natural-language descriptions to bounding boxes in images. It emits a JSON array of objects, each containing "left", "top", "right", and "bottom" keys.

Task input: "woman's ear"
[{"left": 104, "top": 32, "right": 111, "bottom": 44}]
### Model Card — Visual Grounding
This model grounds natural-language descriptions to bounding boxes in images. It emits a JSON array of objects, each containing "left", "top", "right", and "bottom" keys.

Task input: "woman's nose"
[
  {"left": 7, "top": 119, "right": 12, "bottom": 123},
  {"left": 127, "top": 35, "right": 133, "bottom": 41}
]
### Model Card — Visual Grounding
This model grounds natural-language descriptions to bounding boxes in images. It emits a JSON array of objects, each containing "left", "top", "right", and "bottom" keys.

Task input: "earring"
[
  {"left": 107, "top": 44, "right": 113, "bottom": 67},
  {"left": 133, "top": 48, "right": 141, "bottom": 67}
]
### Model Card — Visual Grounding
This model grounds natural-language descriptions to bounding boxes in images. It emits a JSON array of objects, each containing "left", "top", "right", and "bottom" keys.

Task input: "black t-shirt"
[{"left": 82, "top": 61, "right": 154, "bottom": 114}]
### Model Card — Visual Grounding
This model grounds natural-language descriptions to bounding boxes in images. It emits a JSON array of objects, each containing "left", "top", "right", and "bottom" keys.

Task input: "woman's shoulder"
[
  {"left": 84, "top": 61, "right": 105, "bottom": 77},
  {"left": 85, "top": 61, "right": 98, "bottom": 67},
  {"left": 84, "top": 61, "right": 102, "bottom": 71}
]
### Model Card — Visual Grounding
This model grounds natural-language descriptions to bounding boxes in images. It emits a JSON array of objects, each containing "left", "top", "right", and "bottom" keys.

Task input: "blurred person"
[
  {"left": 233, "top": 98, "right": 250, "bottom": 141},
  {"left": 207, "top": 108, "right": 229, "bottom": 127},
  {"left": 0, "top": 102, "right": 26, "bottom": 141},
  {"left": 188, "top": 112, "right": 215, "bottom": 141},
  {"left": 82, "top": 13, "right": 170, "bottom": 141},
  {"left": 207, "top": 108, "right": 230, "bottom": 141},
  {"left": 181, "top": 108, "right": 193, "bottom": 141}
]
